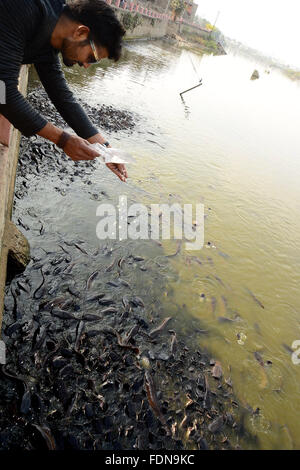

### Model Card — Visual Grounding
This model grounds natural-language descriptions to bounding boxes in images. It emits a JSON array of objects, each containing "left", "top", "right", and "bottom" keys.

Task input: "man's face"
[{"left": 60, "top": 37, "right": 109, "bottom": 68}]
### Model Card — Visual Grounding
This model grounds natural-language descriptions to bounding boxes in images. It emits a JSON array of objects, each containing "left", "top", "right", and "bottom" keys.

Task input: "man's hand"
[
  {"left": 37, "top": 123, "right": 99, "bottom": 161},
  {"left": 63, "top": 135, "right": 99, "bottom": 161},
  {"left": 105, "top": 162, "right": 128, "bottom": 182},
  {"left": 87, "top": 132, "right": 128, "bottom": 182}
]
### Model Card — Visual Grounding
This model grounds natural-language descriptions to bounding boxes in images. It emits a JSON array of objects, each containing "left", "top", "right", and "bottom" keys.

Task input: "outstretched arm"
[
  {"left": 35, "top": 57, "right": 127, "bottom": 180},
  {"left": 34, "top": 56, "right": 102, "bottom": 140}
]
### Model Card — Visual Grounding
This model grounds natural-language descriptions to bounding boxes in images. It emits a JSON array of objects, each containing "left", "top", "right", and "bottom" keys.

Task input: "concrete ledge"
[{"left": 0, "top": 65, "right": 30, "bottom": 331}]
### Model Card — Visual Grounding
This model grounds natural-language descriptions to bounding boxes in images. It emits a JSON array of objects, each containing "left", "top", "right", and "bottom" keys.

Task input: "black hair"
[{"left": 63, "top": 0, "right": 126, "bottom": 61}]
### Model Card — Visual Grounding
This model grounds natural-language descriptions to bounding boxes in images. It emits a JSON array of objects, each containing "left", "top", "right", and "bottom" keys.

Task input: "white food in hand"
[{"left": 91, "top": 143, "right": 136, "bottom": 164}]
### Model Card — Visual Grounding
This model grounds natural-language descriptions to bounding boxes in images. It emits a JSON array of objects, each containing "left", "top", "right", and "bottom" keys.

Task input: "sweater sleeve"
[
  {"left": 34, "top": 56, "right": 99, "bottom": 139},
  {"left": 0, "top": 1, "right": 48, "bottom": 136}
]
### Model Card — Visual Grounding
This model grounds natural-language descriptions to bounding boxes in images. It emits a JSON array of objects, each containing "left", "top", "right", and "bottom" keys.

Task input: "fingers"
[
  {"left": 106, "top": 163, "right": 127, "bottom": 182},
  {"left": 119, "top": 164, "right": 128, "bottom": 178}
]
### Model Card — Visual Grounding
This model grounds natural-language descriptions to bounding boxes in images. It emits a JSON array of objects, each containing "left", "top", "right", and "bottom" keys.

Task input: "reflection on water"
[
  {"left": 30, "top": 40, "right": 300, "bottom": 449},
  {"left": 180, "top": 95, "right": 191, "bottom": 119}
]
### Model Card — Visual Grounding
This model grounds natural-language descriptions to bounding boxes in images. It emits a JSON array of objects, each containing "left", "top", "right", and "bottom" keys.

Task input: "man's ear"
[{"left": 73, "top": 24, "right": 90, "bottom": 42}]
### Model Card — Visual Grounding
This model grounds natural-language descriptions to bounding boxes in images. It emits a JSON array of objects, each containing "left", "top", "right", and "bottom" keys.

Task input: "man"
[{"left": 0, "top": 0, "right": 128, "bottom": 181}]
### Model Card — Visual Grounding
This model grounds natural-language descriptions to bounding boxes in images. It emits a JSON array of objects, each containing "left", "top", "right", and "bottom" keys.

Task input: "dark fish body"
[
  {"left": 60, "top": 299, "right": 76, "bottom": 311},
  {"left": 124, "top": 325, "right": 139, "bottom": 345},
  {"left": 282, "top": 343, "right": 293, "bottom": 354},
  {"left": 31, "top": 424, "right": 56, "bottom": 450},
  {"left": 87, "top": 293, "right": 105, "bottom": 302},
  {"left": 86, "top": 271, "right": 99, "bottom": 290},
  {"left": 214, "top": 276, "right": 225, "bottom": 287},
  {"left": 105, "top": 257, "right": 117, "bottom": 272},
  {"left": 107, "top": 280, "right": 120, "bottom": 287},
  {"left": 101, "top": 326, "right": 140, "bottom": 354},
  {"left": 63, "top": 262, "right": 76, "bottom": 274},
  {"left": 130, "top": 296, "right": 145, "bottom": 308},
  {"left": 133, "top": 256, "right": 144, "bottom": 261},
  {"left": 218, "top": 251, "right": 229, "bottom": 259},
  {"left": 203, "top": 374, "right": 211, "bottom": 410},
  {"left": 193, "top": 257, "right": 202, "bottom": 266},
  {"left": 32, "top": 392, "right": 44, "bottom": 414},
  {"left": 39, "top": 296, "right": 66, "bottom": 312},
  {"left": 149, "top": 317, "right": 172, "bottom": 338},
  {"left": 74, "top": 243, "right": 88, "bottom": 255},
  {"left": 117, "top": 257, "right": 125, "bottom": 269},
  {"left": 208, "top": 415, "right": 224, "bottom": 433},
  {"left": 170, "top": 332, "right": 177, "bottom": 354},
  {"left": 212, "top": 361, "right": 223, "bottom": 379},
  {"left": 20, "top": 389, "right": 31, "bottom": 414},
  {"left": 5, "top": 321, "right": 21, "bottom": 337},
  {"left": 218, "top": 316, "right": 235, "bottom": 323},
  {"left": 101, "top": 307, "right": 118, "bottom": 315},
  {"left": 245, "top": 287, "right": 264, "bottom": 309},
  {"left": 99, "top": 297, "right": 115, "bottom": 306},
  {"left": 254, "top": 351, "right": 264, "bottom": 367},
  {"left": 166, "top": 240, "right": 182, "bottom": 258},
  {"left": 67, "top": 286, "right": 81, "bottom": 297},
  {"left": 0, "top": 365, "right": 28, "bottom": 389},
  {"left": 50, "top": 255, "right": 65, "bottom": 266},
  {"left": 52, "top": 309, "right": 77, "bottom": 320},
  {"left": 198, "top": 437, "right": 209, "bottom": 450},
  {"left": 82, "top": 314, "right": 100, "bottom": 321},
  {"left": 119, "top": 278, "right": 131, "bottom": 288},
  {"left": 17, "top": 281, "right": 30, "bottom": 294},
  {"left": 33, "top": 268, "right": 45, "bottom": 300},
  {"left": 211, "top": 296, "right": 217, "bottom": 315},
  {"left": 92, "top": 247, "right": 100, "bottom": 256},
  {"left": 122, "top": 295, "right": 130, "bottom": 309},
  {"left": 58, "top": 244, "right": 70, "bottom": 255},
  {"left": 33, "top": 324, "right": 47, "bottom": 351},
  {"left": 144, "top": 371, "right": 170, "bottom": 435},
  {"left": 75, "top": 321, "right": 85, "bottom": 352},
  {"left": 74, "top": 351, "right": 86, "bottom": 367}
]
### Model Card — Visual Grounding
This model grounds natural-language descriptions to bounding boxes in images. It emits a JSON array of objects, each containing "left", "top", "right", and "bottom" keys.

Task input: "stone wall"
[
  {"left": 0, "top": 66, "right": 30, "bottom": 332},
  {"left": 115, "top": 9, "right": 168, "bottom": 39}
]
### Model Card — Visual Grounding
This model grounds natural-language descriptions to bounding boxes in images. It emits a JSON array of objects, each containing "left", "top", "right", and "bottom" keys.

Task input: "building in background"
[
  {"left": 183, "top": 0, "right": 198, "bottom": 20},
  {"left": 151, "top": 0, "right": 198, "bottom": 20}
]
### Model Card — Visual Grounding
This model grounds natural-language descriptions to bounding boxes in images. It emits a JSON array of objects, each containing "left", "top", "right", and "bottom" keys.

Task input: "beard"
[{"left": 60, "top": 38, "right": 78, "bottom": 67}]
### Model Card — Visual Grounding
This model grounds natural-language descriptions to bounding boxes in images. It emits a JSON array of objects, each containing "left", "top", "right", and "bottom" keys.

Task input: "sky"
[{"left": 194, "top": 0, "right": 300, "bottom": 68}]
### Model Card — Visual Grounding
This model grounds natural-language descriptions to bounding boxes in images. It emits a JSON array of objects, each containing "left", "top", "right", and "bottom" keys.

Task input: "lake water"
[{"left": 29, "top": 39, "right": 300, "bottom": 449}]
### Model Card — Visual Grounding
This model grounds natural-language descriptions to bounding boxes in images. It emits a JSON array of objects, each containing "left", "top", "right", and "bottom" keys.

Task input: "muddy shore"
[{"left": 0, "top": 88, "right": 254, "bottom": 450}]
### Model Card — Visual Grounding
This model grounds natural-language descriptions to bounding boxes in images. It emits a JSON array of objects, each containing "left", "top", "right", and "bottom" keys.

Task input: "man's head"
[{"left": 58, "top": 0, "right": 126, "bottom": 67}]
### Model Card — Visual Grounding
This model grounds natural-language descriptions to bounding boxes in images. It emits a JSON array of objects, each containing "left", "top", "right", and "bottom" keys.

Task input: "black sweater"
[{"left": 0, "top": 0, "right": 98, "bottom": 138}]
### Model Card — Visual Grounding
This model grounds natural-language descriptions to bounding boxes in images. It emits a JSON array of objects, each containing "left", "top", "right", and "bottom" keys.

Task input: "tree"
[
  {"left": 205, "top": 22, "right": 214, "bottom": 31},
  {"left": 170, "top": 0, "right": 185, "bottom": 21}
]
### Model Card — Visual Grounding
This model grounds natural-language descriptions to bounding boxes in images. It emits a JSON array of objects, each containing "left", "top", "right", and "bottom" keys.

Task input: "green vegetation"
[
  {"left": 181, "top": 31, "right": 223, "bottom": 55},
  {"left": 170, "top": 0, "right": 185, "bottom": 21},
  {"left": 282, "top": 68, "right": 300, "bottom": 81},
  {"left": 121, "top": 12, "right": 143, "bottom": 32}
]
